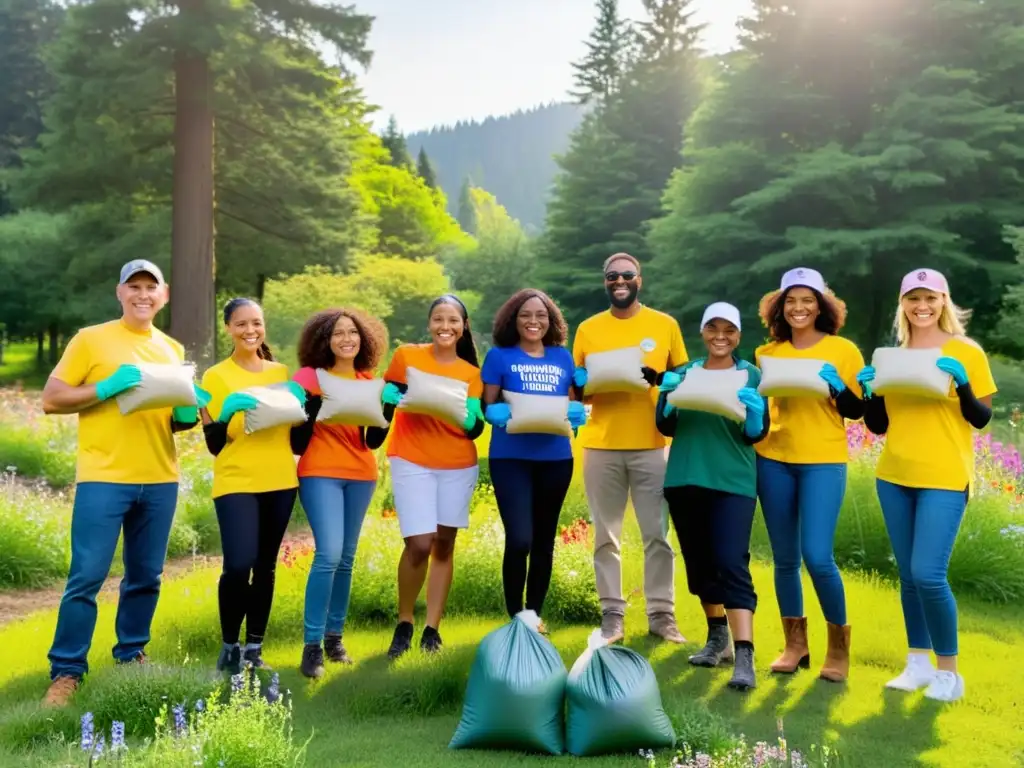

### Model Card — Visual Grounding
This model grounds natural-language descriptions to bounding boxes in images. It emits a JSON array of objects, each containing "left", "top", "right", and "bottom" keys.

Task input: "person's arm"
[
  {"left": 654, "top": 391, "right": 678, "bottom": 437},
  {"left": 956, "top": 385, "right": 992, "bottom": 429},
  {"left": 834, "top": 388, "right": 865, "bottom": 420},
  {"left": 667, "top": 317, "right": 688, "bottom": 370},
  {"left": 289, "top": 393, "right": 322, "bottom": 455},
  {"left": 41, "top": 334, "right": 101, "bottom": 415},
  {"left": 741, "top": 396, "right": 771, "bottom": 445},
  {"left": 863, "top": 395, "right": 889, "bottom": 435}
]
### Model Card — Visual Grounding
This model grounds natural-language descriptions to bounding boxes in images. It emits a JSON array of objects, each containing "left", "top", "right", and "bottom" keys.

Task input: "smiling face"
[
  {"left": 330, "top": 314, "right": 361, "bottom": 362},
  {"left": 701, "top": 318, "right": 740, "bottom": 360},
  {"left": 604, "top": 257, "right": 641, "bottom": 309},
  {"left": 429, "top": 301, "right": 464, "bottom": 351},
  {"left": 116, "top": 273, "right": 168, "bottom": 326},
  {"left": 902, "top": 288, "right": 944, "bottom": 331},
  {"left": 226, "top": 302, "right": 265, "bottom": 355},
  {"left": 783, "top": 287, "right": 820, "bottom": 331},
  {"left": 516, "top": 296, "right": 550, "bottom": 345}
]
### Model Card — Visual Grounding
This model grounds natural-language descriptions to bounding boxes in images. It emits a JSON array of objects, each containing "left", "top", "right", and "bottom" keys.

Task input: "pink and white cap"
[
  {"left": 779, "top": 267, "right": 826, "bottom": 294},
  {"left": 900, "top": 268, "right": 949, "bottom": 297}
]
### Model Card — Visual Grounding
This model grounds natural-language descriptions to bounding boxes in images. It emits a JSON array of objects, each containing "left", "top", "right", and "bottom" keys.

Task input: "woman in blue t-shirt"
[{"left": 482, "top": 289, "right": 587, "bottom": 626}]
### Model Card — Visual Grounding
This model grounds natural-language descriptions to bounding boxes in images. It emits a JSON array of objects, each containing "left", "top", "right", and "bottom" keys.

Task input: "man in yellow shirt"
[
  {"left": 572, "top": 253, "right": 687, "bottom": 643},
  {"left": 40, "top": 260, "right": 200, "bottom": 707}
]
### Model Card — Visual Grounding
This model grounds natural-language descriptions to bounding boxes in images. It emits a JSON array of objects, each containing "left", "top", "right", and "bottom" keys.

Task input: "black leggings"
[
  {"left": 490, "top": 458, "right": 574, "bottom": 618},
  {"left": 664, "top": 484, "right": 758, "bottom": 612},
  {"left": 214, "top": 488, "right": 296, "bottom": 644}
]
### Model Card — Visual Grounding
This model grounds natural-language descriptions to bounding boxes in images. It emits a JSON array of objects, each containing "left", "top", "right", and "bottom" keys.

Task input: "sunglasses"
[{"left": 604, "top": 271, "right": 637, "bottom": 282}]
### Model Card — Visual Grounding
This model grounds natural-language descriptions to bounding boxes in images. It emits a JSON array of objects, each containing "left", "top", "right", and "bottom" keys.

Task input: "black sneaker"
[
  {"left": 420, "top": 626, "right": 443, "bottom": 654},
  {"left": 324, "top": 633, "right": 353, "bottom": 664},
  {"left": 216, "top": 645, "right": 242, "bottom": 675},
  {"left": 300, "top": 643, "right": 325, "bottom": 679},
  {"left": 387, "top": 621, "right": 414, "bottom": 661},
  {"left": 243, "top": 645, "right": 271, "bottom": 670}
]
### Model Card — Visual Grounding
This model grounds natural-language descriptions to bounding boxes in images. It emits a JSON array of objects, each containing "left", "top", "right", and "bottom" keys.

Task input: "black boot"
[
  {"left": 300, "top": 643, "right": 325, "bottom": 679},
  {"left": 324, "top": 633, "right": 353, "bottom": 664},
  {"left": 728, "top": 642, "right": 757, "bottom": 690},
  {"left": 387, "top": 621, "right": 414, "bottom": 661},
  {"left": 420, "top": 625, "right": 443, "bottom": 654},
  {"left": 689, "top": 621, "right": 733, "bottom": 668},
  {"left": 216, "top": 644, "right": 242, "bottom": 675}
]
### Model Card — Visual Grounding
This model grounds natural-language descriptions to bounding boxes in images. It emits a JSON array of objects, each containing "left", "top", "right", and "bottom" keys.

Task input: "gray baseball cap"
[{"left": 119, "top": 259, "right": 165, "bottom": 285}]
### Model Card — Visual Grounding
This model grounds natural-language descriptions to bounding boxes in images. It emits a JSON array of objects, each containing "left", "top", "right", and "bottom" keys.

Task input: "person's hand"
[
  {"left": 937, "top": 356, "right": 969, "bottom": 387},
  {"left": 284, "top": 381, "right": 307, "bottom": 406},
  {"left": 303, "top": 393, "right": 323, "bottom": 420},
  {"left": 738, "top": 387, "right": 765, "bottom": 437},
  {"left": 95, "top": 364, "right": 142, "bottom": 401},
  {"left": 661, "top": 401, "right": 676, "bottom": 419},
  {"left": 658, "top": 370, "right": 683, "bottom": 393},
  {"left": 572, "top": 366, "right": 588, "bottom": 389},
  {"left": 219, "top": 392, "right": 260, "bottom": 423},
  {"left": 818, "top": 363, "right": 846, "bottom": 396},
  {"left": 641, "top": 366, "right": 657, "bottom": 386},
  {"left": 567, "top": 401, "right": 587, "bottom": 429},
  {"left": 464, "top": 397, "right": 485, "bottom": 430},
  {"left": 381, "top": 382, "right": 404, "bottom": 407},
  {"left": 856, "top": 365, "right": 876, "bottom": 399},
  {"left": 485, "top": 402, "right": 512, "bottom": 428},
  {"left": 172, "top": 384, "right": 211, "bottom": 424}
]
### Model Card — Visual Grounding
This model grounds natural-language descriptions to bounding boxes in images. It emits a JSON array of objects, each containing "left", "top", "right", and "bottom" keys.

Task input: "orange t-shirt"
[
  {"left": 384, "top": 344, "right": 483, "bottom": 470},
  {"left": 292, "top": 367, "right": 379, "bottom": 482}
]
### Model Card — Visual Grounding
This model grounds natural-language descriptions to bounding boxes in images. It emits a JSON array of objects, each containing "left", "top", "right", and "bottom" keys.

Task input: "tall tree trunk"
[
  {"left": 48, "top": 323, "right": 59, "bottom": 365},
  {"left": 170, "top": 3, "right": 216, "bottom": 369},
  {"left": 256, "top": 272, "right": 266, "bottom": 304},
  {"left": 36, "top": 330, "right": 44, "bottom": 365}
]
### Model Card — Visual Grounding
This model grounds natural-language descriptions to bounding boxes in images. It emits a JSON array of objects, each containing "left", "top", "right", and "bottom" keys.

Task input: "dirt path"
[{"left": 0, "top": 529, "right": 315, "bottom": 628}]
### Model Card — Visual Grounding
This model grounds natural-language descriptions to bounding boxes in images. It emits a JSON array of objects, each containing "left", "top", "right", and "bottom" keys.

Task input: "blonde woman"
[{"left": 857, "top": 269, "right": 996, "bottom": 702}]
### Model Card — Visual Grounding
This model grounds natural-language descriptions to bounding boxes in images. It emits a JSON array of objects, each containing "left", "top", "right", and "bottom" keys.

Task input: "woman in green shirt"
[{"left": 655, "top": 302, "right": 770, "bottom": 691}]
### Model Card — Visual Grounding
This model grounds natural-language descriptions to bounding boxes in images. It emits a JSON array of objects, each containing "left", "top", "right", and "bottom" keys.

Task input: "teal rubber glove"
[
  {"left": 737, "top": 386, "right": 765, "bottom": 438},
  {"left": 219, "top": 392, "right": 260, "bottom": 423},
  {"left": 937, "top": 356, "right": 968, "bottom": 387},
  {"left": 485, "top": 402, "right": 511, "bottom": 428},
  {"left": 818, "top": 363, "right": 846, "bottom": 395},
  {"left": 95, "top": 364, "right": 142, "bottom": 401},
  {"left": 661, "top": 401, "right": 676, "bottom": 419},
  {"left": 172, "top": 384, "right": 211, "bottom": 424},
  {"left": 284, "top": 381, "right": 307, "bottom": 406},
  {"left": 856, "top": 365, "right": 876, "bottom": 398},
  {"left": 658, "top": 370, "right": 683, "bottom": 393},
  {"left": 381, "top": 382, "right": 403, "bottom": 407},
  {"left": 572, "top": 367, "right": 588, "bottom": 388},
  {"left": 567, "top": 400, "right": 587, "bottom": 429},
  {"left": 464, "top": 397, "right": 485, "bottom": 430}
]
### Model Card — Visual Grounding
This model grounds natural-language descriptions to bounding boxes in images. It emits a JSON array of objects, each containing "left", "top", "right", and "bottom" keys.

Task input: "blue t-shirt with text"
[{"left": 480, "top": 345, "right": 574, "bottom": 461}]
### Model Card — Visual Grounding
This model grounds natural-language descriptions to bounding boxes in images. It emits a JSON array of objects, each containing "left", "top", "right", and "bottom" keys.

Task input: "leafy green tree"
[
  {"left": 456, "top": 177, "right": 478, "bottom": 235},
  {"left": 415, "top": 146, "right": 438, "bottom": 189},
  {"left": 381, "top": 114, "right": 413, "bottom": 168},
  {"left": 570, "top": 0, "right": 633, "bottom": 105}
]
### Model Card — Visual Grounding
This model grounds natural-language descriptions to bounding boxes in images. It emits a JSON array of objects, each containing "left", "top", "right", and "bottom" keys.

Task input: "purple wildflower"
[
  {"left": 231, "top": 672, "right": 244, "bottom": 692},
  {"left": 80, "top": 712, "right": 94, "bottom": 752},
  {"left": 92, "top": 733, "right": 105, "bottom": 758},
  {"left": 110, "top": 720, "right": 125, "bottom": 752},
  {"left": 172, "top": 702, "right": 186, "bottom": 736},
  {"left": 195, "top": 698, "right": 205, "bottom": 712}
]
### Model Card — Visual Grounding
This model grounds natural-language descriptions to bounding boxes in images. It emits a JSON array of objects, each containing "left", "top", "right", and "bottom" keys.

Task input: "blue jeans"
[
  {"left": 49, "top": 482, "right": 178, "bottom": 679},
  {"left": 756, "top": 457, "right": 847, "bottom": 625},
  {"left": 876, "top": 479, "right": 967, "bottom": 656},
  {"left": 299, "top": 477, "right": 376, "bottom": 644}
]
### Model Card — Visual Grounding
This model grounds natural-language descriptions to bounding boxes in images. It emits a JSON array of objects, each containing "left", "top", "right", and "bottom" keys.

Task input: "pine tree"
[
  {"left": 416, "top": 146, "right": 438, "bottom": 189},
  {"left": 381, "top": 115, "right": 413, "bottom": 168},
  {"left": 456, "top": 177, "right": 478, "bottom": 235},
  {"left": 570, "top": 0, "right": 632, "bottom": 105}
]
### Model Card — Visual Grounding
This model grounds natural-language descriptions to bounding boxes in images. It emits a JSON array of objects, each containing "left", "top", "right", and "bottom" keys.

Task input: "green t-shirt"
[{"left": 662, "top": 358, "right": 761, "bottom": 498}]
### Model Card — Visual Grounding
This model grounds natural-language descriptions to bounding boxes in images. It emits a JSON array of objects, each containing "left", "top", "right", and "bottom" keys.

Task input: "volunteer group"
[{"left": 37, "top": 253, "right": 995, "bottom": 708}]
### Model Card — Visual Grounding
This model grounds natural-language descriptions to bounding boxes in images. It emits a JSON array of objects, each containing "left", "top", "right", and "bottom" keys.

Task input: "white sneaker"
[
  {"left": 885, "top": 654, "right": 936, "bottom": 692},
  {"left": 924, "top": 670, "right": 964, "bottom": 702}
]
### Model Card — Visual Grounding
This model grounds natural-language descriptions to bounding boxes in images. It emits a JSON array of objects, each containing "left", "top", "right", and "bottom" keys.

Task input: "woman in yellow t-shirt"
[
  {"left": 200, "top": 298, "right": 308, "bottom": 675},
  {"left": 753, "top": 268, "right": 865, "bottom": 683},
  {"left": 857, "top": 269, "right": 996, "bottom": 703}
]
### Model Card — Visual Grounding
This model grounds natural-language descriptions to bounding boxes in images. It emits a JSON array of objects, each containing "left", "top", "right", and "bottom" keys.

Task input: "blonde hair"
[{"left": 894, "top": 292, "right": 972, "bottom": 347}]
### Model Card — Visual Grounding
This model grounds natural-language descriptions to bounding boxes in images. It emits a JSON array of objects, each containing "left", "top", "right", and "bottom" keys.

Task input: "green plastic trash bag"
[
  {"left": 565, "top": 629, "right": 676, "bottom": 756},
  {"left": 449, "top": 610, "right": 567, "bottom": 755}
]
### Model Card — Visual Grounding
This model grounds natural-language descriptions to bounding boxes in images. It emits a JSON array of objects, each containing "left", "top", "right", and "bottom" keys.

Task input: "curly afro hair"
[
  {"left": 297, "top": 308, "right": 389, "bottom": 373},
  {"left": 758, "top": 287, "right": 848, "bottom": 343},
  {"left": 491, "top": 289, "right": 568, "bottom": 348}
]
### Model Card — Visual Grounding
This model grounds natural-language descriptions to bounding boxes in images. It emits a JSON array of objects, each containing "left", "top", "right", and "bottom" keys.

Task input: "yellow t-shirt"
[
  {"left": 572, "top": 306, "right": 687, "bottom": 451},
  {"left": 876, "top": 338, "right": 997, "bottom": 492},
  {"left": 52, "top": 319, "right": 185, "bottom": 484},
  {"left": 754, "top": 335, "right": 865, "bottom": 465},
  {"left": 201, "top": 358, "right": 299, "bottom": 498}
]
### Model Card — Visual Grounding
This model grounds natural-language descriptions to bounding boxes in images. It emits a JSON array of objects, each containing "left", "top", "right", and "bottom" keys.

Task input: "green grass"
[{"left": 0, "top": 343, "right": 50, "bottom": 389}]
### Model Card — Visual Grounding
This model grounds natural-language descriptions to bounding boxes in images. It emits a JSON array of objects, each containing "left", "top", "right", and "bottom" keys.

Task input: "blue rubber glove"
[
  {"left": 284, "top": 381, "right": 307, "bottom": 407},
  {"left": 219, "top": 392, "right": 260, "bottom": 423},
  {"left": 661, "top": 401, "right": 676, "bottom": 419},
  {"left": 172, "top": 384, "right": 211, "bottom": 424},
  {"left": 464, "top": 398, "right": 485, "bottom": 430},
  {"left": 658, "top": 370, "right": 683, "bottom": 393},
  {"left": 937, "top": 356, "right": 968, "bottom": 387},
  {"left": 856, "top": 365, "right": 876, "bottom": 399},
  {"left": 381, "top": 382, "right": 403, "bottom": 407},
  {"left": 818, "top": 363, "right": 846, "bottom": 396},
  {"left": 572, "top": 367, "right": 588, "bottom": 388},
  {"left": 95, "top": 364, "right": 143, "bottom": 401},
  {"left": 485, "top": 402, "right": 512, "bottom": 428},
  {"left": 737, "top": 387, "right": 765, "bottom": 438},
  {"left": 567, "top": 401, "right": 587, "bottom": 429}
]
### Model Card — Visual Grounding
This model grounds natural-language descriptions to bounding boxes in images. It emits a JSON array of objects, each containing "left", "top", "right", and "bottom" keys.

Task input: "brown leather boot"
[
  {"left": 770, "top": 617, "right": 810, "bottom": 674},
  {"left": 819, "top": 623, "right": 851, "bottom": 682}
]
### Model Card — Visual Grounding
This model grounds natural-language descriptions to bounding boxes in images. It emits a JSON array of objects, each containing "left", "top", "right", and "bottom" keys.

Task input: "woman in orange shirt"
[
  {"left": 290, "top": 308, "right": 391, "bottom": 679},
  {"left": 382, "top": 294, "right": 485, "bottom": 660}
]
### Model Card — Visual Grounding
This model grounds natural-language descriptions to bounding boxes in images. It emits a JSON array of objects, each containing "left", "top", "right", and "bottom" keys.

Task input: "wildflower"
[
  {"left": 231, "top": 672, "right": 245, "bottom": 692},
  {"left": 92, "top": 733, "right": 105, "bottom": 758},
  {"left": 172, "top": 702, "right": 187, "bottom": 736},
  {"left": 80, "top": 712, "right": 95, "bottom": 752},
  {"left": 195, "top": 698, "right": 206, "bottom": 712},
  {"left": 110, "top": 720, "right": 126, "bottom": 752}
]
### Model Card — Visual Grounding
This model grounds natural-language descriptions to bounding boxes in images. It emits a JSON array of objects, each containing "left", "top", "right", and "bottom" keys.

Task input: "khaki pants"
[{"left": 583, "top": 448, "right": 674, "bottom": 616}]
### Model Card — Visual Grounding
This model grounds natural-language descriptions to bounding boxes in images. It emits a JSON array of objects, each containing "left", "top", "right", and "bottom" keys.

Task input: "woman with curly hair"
[
  {"left": 754, "top": 268, "right": 866, "bottom": 683},
  {"left": 290, "top": 308, "right": 391, "bottom": 679},
  {"left": 481, "top": 289, "right": 586, "bottom": 629}
]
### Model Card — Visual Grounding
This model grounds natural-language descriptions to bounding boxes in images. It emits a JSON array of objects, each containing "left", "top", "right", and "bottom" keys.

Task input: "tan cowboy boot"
[
  {"left": 770, "top": 617, "right": 810, "bottom": 674},
  {"left": 819, "top": 623, "right": 851, "bottom": 682}
]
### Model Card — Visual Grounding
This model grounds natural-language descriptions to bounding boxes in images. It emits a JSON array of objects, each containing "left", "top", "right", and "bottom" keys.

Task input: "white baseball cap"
[
  {"left": 780, "top": 267, "right": 826, "bottom": 294},
  {"left": 900, "top": 268, "right": 949, "bottom": 297},
  {"left": 700, "top": 301, "right": 742, "bottom": 332}
]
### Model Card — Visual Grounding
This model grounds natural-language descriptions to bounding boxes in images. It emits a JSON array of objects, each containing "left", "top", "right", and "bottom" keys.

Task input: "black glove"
[
  {"left": 641, "top": 366, "right": 658, "bottom": 386},
  {"left": 304, "top": 393, "right": 322, "bottom": 420}
]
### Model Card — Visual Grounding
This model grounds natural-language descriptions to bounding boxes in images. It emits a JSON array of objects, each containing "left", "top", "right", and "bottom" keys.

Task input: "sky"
[{"left": 348, "top": 0, "right": 753, "bottom": 133}]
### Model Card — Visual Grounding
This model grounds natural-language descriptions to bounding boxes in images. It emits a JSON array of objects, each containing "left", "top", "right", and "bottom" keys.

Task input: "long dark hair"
[
  {"left": 297, "top": 308, "right": 388, "bottom": 372},
  {"left": 429, "top": 294, "right": 478, "bottom": 368},
  {"left": 491, "top": 288, "right": 568, "bottom": 348},
  {"left": 223, "top": 297, "right": 274, "bottom": 361}
]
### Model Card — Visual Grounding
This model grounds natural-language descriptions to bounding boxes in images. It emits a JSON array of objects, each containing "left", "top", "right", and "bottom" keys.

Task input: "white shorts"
[{"left": 389, "top": 457, "right": 480, "bottom": 538}]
